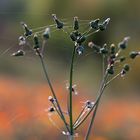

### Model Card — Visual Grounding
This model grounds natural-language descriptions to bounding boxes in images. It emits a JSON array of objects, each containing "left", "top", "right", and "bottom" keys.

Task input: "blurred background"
[{"left": 0, "top": 0, "right": 140, "bottom": 140}]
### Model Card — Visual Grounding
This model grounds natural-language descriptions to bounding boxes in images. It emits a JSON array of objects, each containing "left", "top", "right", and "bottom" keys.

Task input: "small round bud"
[
  {"left": 129, "top": 51, "right": 139, "bottom": 59},
  {"left": 12, "top": 50, "right": 25, "bottom": 57}
]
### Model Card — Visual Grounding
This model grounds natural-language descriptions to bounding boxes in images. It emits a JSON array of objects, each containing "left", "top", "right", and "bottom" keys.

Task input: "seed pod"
[
  {"left": 121, "top": 64, "right": 130, "bottom": 77},
  {"left": 70, "top": 32, "right": 77, "bottom": 41},
  {"left": 33, "top": 34, "right": 40, "bottom": 50},
  {"left": 129, "top": 51, "right": 139, "bottom": 59},
  {"left": 73, "top": 16, "right": 79, "bottom": 30},
  {"left": 77, "top": 35, "right": 86, "bottom": 44},
  {"left": 89, "top": 19, "right": 100, "bottom": 29},
  {"left": 76, "top": 45, "right": 84, "bottom": 55},
  {"left": 12, "top": 50, "right": 25, "bottom": 57},
  {"left": 48, "top": 107, "right": 55, "bottom": 112},
  {"left": 52, "top": 14, "right": 64, "bottom": 29},
  {"left": 110, "top": 44, "right": 115, "bottom": 54},
  {"left": 119, "top": 56, "right": 126, "bottom": 62},
  {"left": 48, "top": 96, "right": 55, "bottom": 103},
  {"left": 100, "top": 48, "right": 108, "bottom": 54},
  {"left": 43, "top": 28, "right": 50, "bottom": 39},
  {"left": 99, "top": 18, "right": 110, "bottom": 31},
  {"left": 21, "top": 22, "right": 32, "bottom": 37},
  {"left": 118, "top": 37, "right": 130, "bottom": 50},
  {"left": 19, "top": 36, "right": 26, "bottom": 46},
  {"left": 107, "top": 65, "right": 114, "bottom": 75},
  {"left": 123, "top": 64, "right": 130, "bottom": 72}
]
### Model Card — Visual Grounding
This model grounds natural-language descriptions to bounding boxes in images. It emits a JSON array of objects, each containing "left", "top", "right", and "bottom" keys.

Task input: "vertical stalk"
[
  {"left": 85, "top": 72, "right": 108, "bottom": 140},
  {"left": 37, "top": 51, "right": 70, "bottom": 132},
  {"left": 69, "top": 46, "right": 76, "bottom": 136}
]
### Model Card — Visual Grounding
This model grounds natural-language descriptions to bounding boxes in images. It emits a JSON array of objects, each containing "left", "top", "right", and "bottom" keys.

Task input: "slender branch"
[
  {"left": 85, "top": 72, "right": 108, "bottom": 140},
  {"left": 69, "top": 46, "right": 76, "bottom": 135},
  {"left": 105, "top": 72, "right": 121, "bottom": 87},
  {"left": 37, "top": 51, "right": 70, "bottom": 132},
  {"left": 73, "top": 106, "right": 86, "bottom": 127}
]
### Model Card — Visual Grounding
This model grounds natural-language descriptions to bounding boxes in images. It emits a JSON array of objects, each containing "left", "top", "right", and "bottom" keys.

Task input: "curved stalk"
[
  {"left": 37, "top": 51, "right": 70, "bottom": 132},
  {"left": 85, "top": 72, "right": 108, "bottom": 140}
]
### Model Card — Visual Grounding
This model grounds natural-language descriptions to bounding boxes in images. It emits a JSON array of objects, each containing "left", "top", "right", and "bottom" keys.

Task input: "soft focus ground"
[{"left": 0, "top": 77, "right": 140, "bottom": 140}]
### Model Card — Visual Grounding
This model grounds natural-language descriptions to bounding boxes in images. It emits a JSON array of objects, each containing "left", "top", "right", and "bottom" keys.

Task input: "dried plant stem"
[
  {"left": 37, "top": 51, "right": 70, "bottom": 132},
  {"left": 85, "top": 72, "right": 108, "bottom": 140},
  {"left": 69, "top": 46, "right": 76, "bottom": 136}
]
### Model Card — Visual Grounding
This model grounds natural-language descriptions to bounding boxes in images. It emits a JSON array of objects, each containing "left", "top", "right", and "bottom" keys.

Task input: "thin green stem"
[
  {"left": 69, "top": 46, "right": 76, "bottom": 135},
  {"left": 105, "top": 72, "right": 121, "bottom": 87},
  {"left": 85, "top": 72, "right": 108, "bottom": 140},
  {"left": 37, "top": 51, "right": 70, "bottom": 132},
  {"left": 73, "top": 106, "right": 86, "bottom": 127}
]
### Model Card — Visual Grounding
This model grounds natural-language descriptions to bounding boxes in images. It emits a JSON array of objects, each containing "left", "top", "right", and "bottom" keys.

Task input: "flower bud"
[
  {"left": 76, "top": 45, "right": 84, "bottom": 55},
  {"left": 118, "top": 37, "right": 130, "bottom": 50},
  {"left": 52, "top": 14, "right": 64, "bottom": 29},
  {"left": 73, "top": 16, "right": 79, "bottom": 30},
  {"left": 19, "top": 36, "right": 26, "bottom": 46},
  {"left": 99, "top": 18, "right": 110, "bottom": 31},
  {"left": 21, "top": 22, "right": 32, "bottom": 37},
  {"left": 121, "top": 64, "right": 130, "bottom": 77},
  {"left": 89, "top": 19, "right": 100, "bottom": 30},
  {"left": 43, "top": 28, "right": 50, "bottom": 39},
  {"left": 119, "top": 56, "right": 126, "bottom": 62},
  {"left": 129, "top": 51, "right": 139, "bottom": 59},
  {"left": 110, "top": 44, "right": 115, "bottom": 54},
  {"left": 107, "top": 65, "right": 114, "bottom": 75},
  {"left": 33, "top": 34, "right": 40, "bottom": 50},
  {"left": 48, "top": 107, "right": 55, "bottom": 112},
  {"left": 12, "top": 50, "right": 25, "bottom": 57},
  {"left": 48, "top": 96, "right": 55, "bottom": 103},
  {"left": 77, "top": 35, "right": 86, "bottom": 44}
]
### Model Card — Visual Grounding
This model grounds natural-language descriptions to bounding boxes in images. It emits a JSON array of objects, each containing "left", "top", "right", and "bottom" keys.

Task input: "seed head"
[
  {"left": 99, "top": 18, "right": 110, "bottom": 31},
  {"left": 73, "top": 16, "right": 79, "bottom": 30},
  {"left": 129, "top": 51, "right": 139, "bottom": 59},
  {"left": 21, "top": 22, "right": 32, "bottom": 37},
  {"left": 19, "top": 36, "right": 26, "bottom": 46},
  {"left": 12, "top": 50, "right": 25, "bottom": 57},
  {"left": 118, "top": 37, "right": 130, "bottom": 50},
  {"left": 76, "top": 45, "right": 84, "bottom": 55},
  {"left": 33, "top": 34, "right": 40, "bottom": 50},
  {"left": 89, "top": 19, "right": 100, "bottom": 30},
  {"left": 43, "top": 28, "right": 50, "bottom": 39},
  {"left": 48, "top": 96, "right": 55, "bottom": 103},
  {"left": 52, "top": 14, "right": 64, "bottom": 29},
  {"left": 107, "top": 65, "right": 114, "bottom": 75}
]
